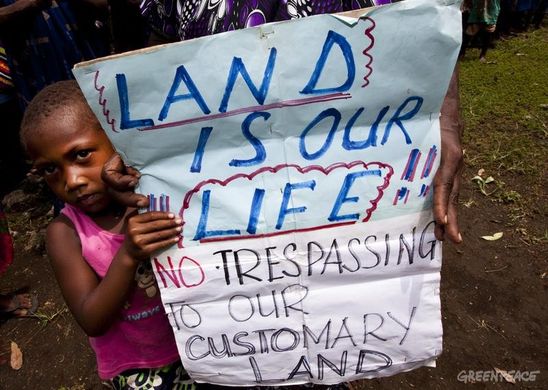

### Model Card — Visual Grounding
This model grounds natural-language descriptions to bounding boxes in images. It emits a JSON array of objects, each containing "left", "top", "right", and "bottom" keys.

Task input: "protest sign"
[{"left": 74, "top": 0, "right": 461, "bottom": 385}]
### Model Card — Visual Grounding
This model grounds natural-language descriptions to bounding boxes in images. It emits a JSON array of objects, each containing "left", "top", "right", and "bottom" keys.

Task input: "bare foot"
[{"left": 0, "top": 290, "right": 37, "bottom": 319}]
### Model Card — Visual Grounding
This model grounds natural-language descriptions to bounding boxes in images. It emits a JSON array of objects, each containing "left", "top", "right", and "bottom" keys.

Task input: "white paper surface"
[{"left": 74, "top": 0, "right": 461, "bottom": 385}]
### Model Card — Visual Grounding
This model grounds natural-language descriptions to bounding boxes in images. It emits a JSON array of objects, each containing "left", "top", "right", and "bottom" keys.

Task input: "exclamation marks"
[
  {"left": 401, "top": 148, "right": 421, "bottom": 182},
  {"left": 394, "top": 145, "right": 438, "bottom": 206},
  {"left": 420, "top": 145, "right": 437, "bottom": 179}
]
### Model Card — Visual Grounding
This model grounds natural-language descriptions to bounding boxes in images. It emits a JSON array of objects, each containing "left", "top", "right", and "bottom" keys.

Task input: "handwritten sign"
[{"left": 74, "top": 0, "right": 461, "bottom": 385}]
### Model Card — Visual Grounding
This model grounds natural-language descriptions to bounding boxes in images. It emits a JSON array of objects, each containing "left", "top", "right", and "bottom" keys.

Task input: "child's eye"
[
  {"left": 39, "top": 165, "right": 57, "bottom": 176},
  {"left": 75, "top": 150, "right": 91, "bottom": 160}
]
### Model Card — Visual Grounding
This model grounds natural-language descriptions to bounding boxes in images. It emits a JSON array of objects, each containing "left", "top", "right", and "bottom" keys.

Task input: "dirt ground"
[{"left": 1, "top": 33, "right": 547, "bottom": 390}]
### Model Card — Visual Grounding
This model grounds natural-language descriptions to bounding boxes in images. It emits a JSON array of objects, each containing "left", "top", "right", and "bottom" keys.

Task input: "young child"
[{"left": 20, "top": 80, "right": 195, "bottom": 389}]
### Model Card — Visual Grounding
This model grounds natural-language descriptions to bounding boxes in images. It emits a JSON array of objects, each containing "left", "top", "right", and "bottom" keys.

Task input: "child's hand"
[{"left": 124, "top": 211, "right": 182, "bottom": 261}]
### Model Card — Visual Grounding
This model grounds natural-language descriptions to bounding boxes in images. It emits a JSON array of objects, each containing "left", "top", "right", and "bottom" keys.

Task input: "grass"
[
  {"left": 459, "top": 27, "right": 547, "bottom": 211},
  {"left": 459, "top": 27, "right": 547, "bottom": 244},
  {"left": 460, "top": 28, "right": 547, "bottom": 135}
]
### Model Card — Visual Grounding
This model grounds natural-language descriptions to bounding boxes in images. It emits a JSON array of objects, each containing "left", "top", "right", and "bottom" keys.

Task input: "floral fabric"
[
  {"left": 141, "top": 0, "right": 395, "bottom": 41},
  {"left": 109, "top": 361, "right": 196, "bottom": 390}
]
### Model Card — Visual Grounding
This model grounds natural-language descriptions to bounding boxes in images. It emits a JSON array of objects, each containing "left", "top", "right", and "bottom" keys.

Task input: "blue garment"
[
  {"left": 0, "top": 0, "right": 108, "bottom": 108},
  {"left": 0, "top": 93, "right": 11, "bottom": 105},
  {"left": 516, "top": 0, "right": 534, "bottom": 11}
]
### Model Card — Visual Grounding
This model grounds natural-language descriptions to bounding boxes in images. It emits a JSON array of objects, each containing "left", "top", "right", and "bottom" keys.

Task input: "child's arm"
[{"left": 46, "top": 211, "right": 181, "bottom": 336}]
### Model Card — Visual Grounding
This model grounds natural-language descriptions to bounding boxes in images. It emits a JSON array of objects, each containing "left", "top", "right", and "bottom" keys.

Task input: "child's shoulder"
[
  {"left": 48, "top": 212, "right": 74, "bottom": 230},
  {"left": 46, "top": 213, "right": 84, "bottom": 266},
  {"left": 46, "top": 213, "right": 78, "bottom": 246}
]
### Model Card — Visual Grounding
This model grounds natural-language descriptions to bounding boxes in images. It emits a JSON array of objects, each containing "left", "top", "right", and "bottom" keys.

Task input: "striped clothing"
[{"left": 0, "top": 45, "right": 13, "bottom": 90}]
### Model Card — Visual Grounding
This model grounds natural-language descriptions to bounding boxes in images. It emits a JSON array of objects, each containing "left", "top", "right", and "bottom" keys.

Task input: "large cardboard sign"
[{"left": 74, "top": 0, "right": 461, "bottom": 385}]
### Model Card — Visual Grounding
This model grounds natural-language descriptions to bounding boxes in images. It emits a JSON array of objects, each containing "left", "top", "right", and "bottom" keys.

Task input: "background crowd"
[{"left": 461, "top": 0, "right": 546, "bottom": 61}]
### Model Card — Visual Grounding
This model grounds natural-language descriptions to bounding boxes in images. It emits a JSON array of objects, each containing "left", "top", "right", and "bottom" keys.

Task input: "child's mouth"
[{"left": 77, "top": 194, "right": 100, "bottom": 207}]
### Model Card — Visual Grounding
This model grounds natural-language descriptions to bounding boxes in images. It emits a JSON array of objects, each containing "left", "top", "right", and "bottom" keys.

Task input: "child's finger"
[
  {"left": 137, "top": 227, "right": 182, "bottom": 245},
  {"left": 132, "top": 211, "right": 177, "bottom": 223},
  {"left": 125, "top": 165, "right": 141, "bottom": 179},
  {"left": 109, "top": 190, "right": 150, "bottom": 209},
  {"left": 146, "top": 237, "right": 181, "bottom": 254},
  {"left": 102, "top": 154, "right": 136, "bottom": 190},
  {"left": 130, "top": 217, "right": 182, "bottom": 235}
]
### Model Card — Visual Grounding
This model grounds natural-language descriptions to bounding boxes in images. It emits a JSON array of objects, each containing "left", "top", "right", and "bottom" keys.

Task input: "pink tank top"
[{"left": 61, "top": 204, "right": 180, "bottom": 379}]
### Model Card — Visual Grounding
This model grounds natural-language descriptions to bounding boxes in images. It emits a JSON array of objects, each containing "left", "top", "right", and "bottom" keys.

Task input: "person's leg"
[
  {"left": 479, "top": 28, "right": 494, "bottom": 61},
  {"left": 460, "top": 33, "right": 472, "bottom": 57},
  {"left": 459, "top": 11, "right": 471, "bottom": 58},
  {"left": 497, "top": 0, "right": 513, "bottom": 36},
  {"left": 532, "top": 0, "right": 547, "bottom": 28},
  {"left": 462, "top": 24, "right": 480, "bottom": 59},
  {"left": 0, "top": 204, "right": 38, "bottom": 320}
]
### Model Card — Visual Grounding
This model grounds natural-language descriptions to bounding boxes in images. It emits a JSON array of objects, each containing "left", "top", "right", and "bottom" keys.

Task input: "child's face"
[{"left": 27, "top": 107, "right": 116, "bottom": 214}]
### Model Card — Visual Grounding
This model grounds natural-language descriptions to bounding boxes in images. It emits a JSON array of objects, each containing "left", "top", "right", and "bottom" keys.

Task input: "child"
[{"left": 20, "top": 80, "right": 195, "bottom": 389}]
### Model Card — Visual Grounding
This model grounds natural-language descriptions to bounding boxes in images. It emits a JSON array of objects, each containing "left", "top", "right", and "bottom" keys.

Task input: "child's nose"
[{"left": 65, "top": 167, "right": 87, "bottom": 191}]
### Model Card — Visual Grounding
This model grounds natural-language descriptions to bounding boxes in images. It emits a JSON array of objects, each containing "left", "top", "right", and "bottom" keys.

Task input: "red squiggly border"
[
  {"left": 362, "top": 17, "right": 376, "bottom": 88},
  {"left": 93, "top": 70, "right": 117, "bottom": 132},
  {"left": 177, "top": 160, "right": 393, "bottom": 247}
]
